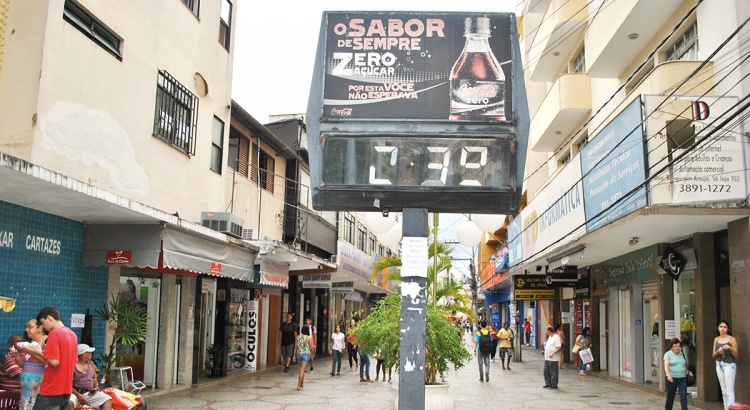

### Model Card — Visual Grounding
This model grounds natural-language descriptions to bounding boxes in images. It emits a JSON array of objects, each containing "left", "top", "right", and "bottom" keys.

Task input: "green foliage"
[
  {"left": 206, "top": 343, "right": 224, "bottom": 370},
  {"left": 94, "top": 293, "right": 149, "bottom": 379},
  {"left": 351, "top": 293, "right": 471, "bottom": 385}
]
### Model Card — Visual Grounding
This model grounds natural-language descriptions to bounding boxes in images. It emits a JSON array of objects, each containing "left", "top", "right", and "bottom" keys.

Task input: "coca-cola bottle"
[{"left": 449, "top": 16, "right": 506, "bottom": 121}]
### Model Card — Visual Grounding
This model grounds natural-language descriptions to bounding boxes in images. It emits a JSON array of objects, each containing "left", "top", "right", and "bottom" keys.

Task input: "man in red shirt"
[{"left": 24, "top": 306, "right": 77, "bottom": 410}]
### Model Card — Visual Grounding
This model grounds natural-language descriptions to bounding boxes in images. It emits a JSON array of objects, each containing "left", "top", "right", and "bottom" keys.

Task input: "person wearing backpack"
[{"left": 474, "top": 320, "right": 493, "bottom": 382}]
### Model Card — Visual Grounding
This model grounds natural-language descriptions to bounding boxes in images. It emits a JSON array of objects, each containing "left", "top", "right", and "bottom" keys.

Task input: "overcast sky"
[{"left": 232, "top": 1, "right": 518, "bottom": 124}]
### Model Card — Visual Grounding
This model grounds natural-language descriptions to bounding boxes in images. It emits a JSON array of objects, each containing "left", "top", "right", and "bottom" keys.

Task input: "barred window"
[{"left": 153, "top": 70, "right": 197, "bottom": 155}]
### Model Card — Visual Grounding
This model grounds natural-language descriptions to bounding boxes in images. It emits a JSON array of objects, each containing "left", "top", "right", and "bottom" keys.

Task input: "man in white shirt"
[{"left": 543, "top": 325, "right": 562, "bottom": 389}]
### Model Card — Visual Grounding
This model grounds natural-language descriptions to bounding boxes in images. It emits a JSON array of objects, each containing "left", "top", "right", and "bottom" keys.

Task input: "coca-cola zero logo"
[{"left": 455, "top": 83, "right": 500, "bottom": 101}]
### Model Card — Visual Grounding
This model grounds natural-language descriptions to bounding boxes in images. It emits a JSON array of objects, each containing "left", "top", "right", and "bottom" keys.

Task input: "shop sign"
[
  {"left": 245, "top": 300, "right": 258, "bottom": 371},
  {"left": 659, "top": 245, "right": 686, "bottom": 281},
  {"left": 332, "top": 281, "right": 354, "bottom": 293},
  {"left": 590, "top": 262, "right": 608, "bottom": 297},
  {"left": 513, "top": 275, "right": 553, "bottom": 300},
  {"left": 345, "top": 291, "right": 365, "bottom": 302},
  {"left": 606, "top": 245, "right": 659, "bottom": 287},
  {"left": 258, "top": 272, "right": 289, "bottom": 288},
  {"left": 545, "top": 265, "right": 578, "bottom": 288},
  {"left": 105, "top": 250, "right": 132, "bottom": 264},
  {"left": 644, "top": 95, "right": 746, "bottom": 205},
  {"left": 337, "top": 240, "right": 373, "bottom": 279},
  {"left": 581, "top": 98, "right": 647, "bottom": 233},
  {"left": 210, "top": 261, "right": 222, "bottom": 275},
  {"left": 664, "top": 319, "right": 678, "bottom": 340},
  {"left": 302, "top": 274, "right": 332, "bottom": 288}
]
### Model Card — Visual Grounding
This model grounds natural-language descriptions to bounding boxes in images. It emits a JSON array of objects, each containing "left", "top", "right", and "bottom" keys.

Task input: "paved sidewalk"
[{"left": 145, "top": 334, "right": 707, "bottom": 409}]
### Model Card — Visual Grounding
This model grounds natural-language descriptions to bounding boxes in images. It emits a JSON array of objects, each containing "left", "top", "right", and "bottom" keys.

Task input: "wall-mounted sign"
[
  {"left": 245, "top": 300, "right": 259, "bottom": 371},
  {"left": 70, "top": 314, "right": 85, "bottom": 328},
  {"left": 659, "top": 245, "right": 686, "bottom": 281},
  {"left": 303, "top": 274, "right": 332, "bottom": 288},
  {"left": 332, "top": 281, "right": 355, "bottom": 293},
  {"left": 106, "top": 250, "right": 132, "bottom": 264},
  {"left": 513, "top": 275, "right": 553, "bottom": 300}
]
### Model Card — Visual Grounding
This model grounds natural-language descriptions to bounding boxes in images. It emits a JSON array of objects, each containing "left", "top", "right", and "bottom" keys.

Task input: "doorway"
[
  {"left": 598, "top": 299, "right": 608, "bottom": 371},
  {"left": 198, "top": 279, "right": 217, "bottom": 376},
  {"left": 642, "top": 280, "right": 660, "bottom": 385},
  {"left": 118, "top": 276, "right": 161, "bottom": 387}
]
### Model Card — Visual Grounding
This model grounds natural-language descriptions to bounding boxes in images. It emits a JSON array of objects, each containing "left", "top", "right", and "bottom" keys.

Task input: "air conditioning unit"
[
  {"left": 201, "top": 212, "right": 244, "bottom": 238},
  {"left": 330, "top": 255, "right": 338, "bottom": 264},
  {"left": 241, "top": 228, "right": 256, "bottom": 240}
]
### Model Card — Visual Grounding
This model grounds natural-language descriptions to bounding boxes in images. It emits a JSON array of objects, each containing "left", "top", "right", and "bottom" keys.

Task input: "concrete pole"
[{"left": 398, "top": 208, "right": 428, "bottom": 410}]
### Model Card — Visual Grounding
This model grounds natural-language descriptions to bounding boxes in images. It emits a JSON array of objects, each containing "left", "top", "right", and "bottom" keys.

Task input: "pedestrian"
[
  {"left": 712, "top": 320, "right": 738, "bottom": 410},
  {"left": 330, "top": 325, "right": 345, "bottom": 376},
  {"left": 357, "top": 337, "right": 373, "bottom": 383},
  {"left": 543, "top": 325, "right": 561, "bottom": 389},
  {"left": 304, "top": 317, "right": 316, "bottom": 373},
  {"left": 1, "top": 334, "right": 23, "bottom": 391},
  {"left": 295, "top": 325, "right": 313, "bottom": 390},
  {"left": 524, "top": 318, "right": 533, "bottom": 346},
  {"left": 575, "top": 327, "right": 592, "bottom": 376},
  {"left": 489, "top": 323, "right": 499, "bottom": 363},
  {"left": 23, "top": 305, "right": 77, "bottom": 410},
  {"left": 498, "top": 322, "right": 513, "bottom": 371},
  {"left": 277, "top": 313, "right": 298, "bottom": 373},
  {"left": 346, "top": 325, "right": 358, "bottom": 371},
  {"left": 664, "top": 337, "right": 691, "bottom": 410},
  {"left": 474, "top": 320, "right": 492, "bottom": 382},
  {"left": 555, "top": 323, "right": 566, "bottom": 367},
  {"left": 20, "top": 319, "right": 47, "bottom": 410}
]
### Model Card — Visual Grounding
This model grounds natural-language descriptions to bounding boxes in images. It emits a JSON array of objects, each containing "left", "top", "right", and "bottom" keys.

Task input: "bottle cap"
[{"left": 464, "top": 17, "right": 491, "bottom": 36}]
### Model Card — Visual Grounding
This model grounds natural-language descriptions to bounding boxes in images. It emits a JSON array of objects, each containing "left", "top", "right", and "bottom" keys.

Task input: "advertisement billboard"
[{"left": 322, "top": 13, "right": 514, "bottom": 122}]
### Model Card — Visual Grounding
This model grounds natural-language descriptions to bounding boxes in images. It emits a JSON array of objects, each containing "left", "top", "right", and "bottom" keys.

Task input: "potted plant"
[
  {"left": 94, "top": 293, "right": 149, "bottom": 385},
  {"left": 205, "top": 343, "right": 224, "bottom": 378},
  {"left": 353, "top": 235, "right": 473, "bottom": 409}
]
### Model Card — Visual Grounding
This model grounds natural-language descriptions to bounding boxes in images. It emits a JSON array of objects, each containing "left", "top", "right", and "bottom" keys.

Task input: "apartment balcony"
[
  {"left": 630, "top": 60, "right": 715, "bottom": 97},
  {"left": 529, "top": 73, "right": 591, "bottom": 152},
  {"left": 526, "top": 0, "right": 587, "bottom": 82},
  {"left": 586, "top": 0, "right": 683, "bottom": 78}
]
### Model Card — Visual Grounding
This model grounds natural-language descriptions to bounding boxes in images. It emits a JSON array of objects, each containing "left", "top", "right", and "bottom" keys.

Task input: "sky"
[{"left": 232, "top": 0, "right": 519, "bottom": 124}]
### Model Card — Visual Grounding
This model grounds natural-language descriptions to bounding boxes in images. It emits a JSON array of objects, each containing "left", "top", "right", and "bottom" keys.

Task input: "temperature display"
[{"left": 322, "top": 135, "right": 513, "bottom": 189}]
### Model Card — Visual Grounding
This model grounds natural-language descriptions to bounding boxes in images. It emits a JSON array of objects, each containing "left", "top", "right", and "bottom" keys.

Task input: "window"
[
  {"left": 357, "top": 223, "right": 368, "bottom": 252},
  {"left": 219, "top": 0, "right": 232, "bottom": 50},
  {"left": 369, "top": 233, "right": 377, "bottom": 255},
  {"left": 181, "top": 0, "right": 199, "bottom": 16},
  {"left": 228, "top": 127, "right": 245, "bottom": 175},
  {"left": 559, "top": 152, "right": 571, "bottom": 166},
  {"left": 576, "top": 134, "right": 589, "bottom": 152},
  {"left": 666, "top": 22, "right": 698, "bottom": 62},
  {"left": 572, "top": 46, "right": 585, "bottom": 73},
  {"left": 153, "top": 71, "right": 197, "bottom": 155},
  {"left": 63, "top": 0, "right": 121, "bottom": 60},
  {"left": 210, "top": 116, "right": 224, "bottom": 173},
  {"left": 343, "top": 213, "right": 355, "bottom": 244},
  {"left": 378, "top": 244, "right": 385, "bottom": 257},
  {"left": 251, "top": 144, "right": 275, "bottom": 193}
]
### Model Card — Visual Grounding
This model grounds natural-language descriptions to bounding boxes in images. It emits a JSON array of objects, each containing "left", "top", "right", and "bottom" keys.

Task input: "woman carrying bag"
[
  {"left": 664, "top": 337, "right": 693, "bottom": 410},
  {"left": 573, "top": 327, "right": 592, "bottom": 376}
]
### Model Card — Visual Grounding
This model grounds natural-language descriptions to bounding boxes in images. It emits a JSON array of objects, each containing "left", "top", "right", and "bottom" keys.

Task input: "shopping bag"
[
  {"left": 572, "top": 343, "right": 581, "bottom": 354},
  {"left": 579, "top": 348, "right": 594, "bottom": 364},
  {"left": 101, "top": 387, "right": 142, "bottom": 410}
]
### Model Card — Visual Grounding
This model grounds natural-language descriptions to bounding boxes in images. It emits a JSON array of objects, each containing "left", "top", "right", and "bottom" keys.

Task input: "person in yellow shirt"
[{"left": 497, "top": 322, "right": 514, "bottom": 370}]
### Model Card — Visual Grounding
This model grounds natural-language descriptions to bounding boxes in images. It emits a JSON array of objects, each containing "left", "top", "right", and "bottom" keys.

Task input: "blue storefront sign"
[
  {"left": 507, "top": 216, "right": 523, "bottom": 268},
  {"left": 581, "top": 98, "right": 647, "bottom": 232}
]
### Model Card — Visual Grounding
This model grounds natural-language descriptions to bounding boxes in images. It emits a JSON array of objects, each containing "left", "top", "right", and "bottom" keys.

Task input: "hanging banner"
[{"left": 332, "top": 281, "right": 355, "bottom": 293}]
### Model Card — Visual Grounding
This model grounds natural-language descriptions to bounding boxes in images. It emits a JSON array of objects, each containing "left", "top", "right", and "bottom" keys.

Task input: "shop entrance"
[
  {"left": 598, "top": 299, "right": 608, "bottom": 371},
  {"left": 642, "top": 280, "right": 660, "bottom": 386},
  {"left": 198, "top": 279, "right": 217, "bottom": 376},
  {"left": 118, "top": 275, "right": 161, "bottom": 387}
]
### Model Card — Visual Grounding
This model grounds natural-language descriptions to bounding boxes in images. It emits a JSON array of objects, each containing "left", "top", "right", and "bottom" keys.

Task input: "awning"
[
  {"left": 84, "top": 224, "right": 255, "bottom": 282},
  {"left": 257, "top": 257, "right": 289, "bottom": 288}
]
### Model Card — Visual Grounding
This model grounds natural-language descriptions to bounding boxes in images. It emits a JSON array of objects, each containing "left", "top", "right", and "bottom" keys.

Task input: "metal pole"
[{"left": 399, "top": 208, "right": 428, "bottom": 410}]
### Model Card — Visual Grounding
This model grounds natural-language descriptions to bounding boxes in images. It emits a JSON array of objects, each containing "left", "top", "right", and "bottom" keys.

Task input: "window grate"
[{"left": 153, "top": 70, "right": 198, "bottom": 155}]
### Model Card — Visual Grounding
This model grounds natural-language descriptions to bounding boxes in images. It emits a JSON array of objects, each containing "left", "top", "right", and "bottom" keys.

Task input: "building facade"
[{"left": 507, "top": 0, "right": 750, "bottom": 406}]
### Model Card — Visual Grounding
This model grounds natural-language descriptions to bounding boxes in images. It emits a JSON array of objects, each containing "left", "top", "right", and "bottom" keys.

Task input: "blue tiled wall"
[{"left": 0, "top": 200, "right": 108, "bottom": 358}]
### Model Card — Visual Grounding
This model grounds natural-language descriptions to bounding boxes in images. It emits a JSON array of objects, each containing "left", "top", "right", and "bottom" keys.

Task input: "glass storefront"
[
  {"left": 619, "top": 287, "right": 632, "bottom": 379},
  {"left": 227, "top": 288, "right": 251, "bottom": 372},
  {"left": 118, "top": 274, "right": 161, "bottom": 388},
  {"left": 675, "top": 270, "right": 696, "bottom": 394}
]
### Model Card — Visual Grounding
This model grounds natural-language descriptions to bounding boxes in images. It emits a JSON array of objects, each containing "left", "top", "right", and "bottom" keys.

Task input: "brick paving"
[{"left": 145, "top": 334, "right": 720, "bottom": 409}]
